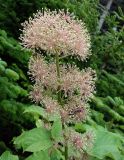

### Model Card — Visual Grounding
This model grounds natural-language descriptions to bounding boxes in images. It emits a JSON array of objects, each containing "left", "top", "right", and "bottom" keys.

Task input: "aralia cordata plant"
[{"left": 20, "top": 8, "right": 96, "bottom": 160}]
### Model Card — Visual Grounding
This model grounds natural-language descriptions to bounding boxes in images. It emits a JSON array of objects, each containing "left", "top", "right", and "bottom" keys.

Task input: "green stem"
[
  {"left": 55, "top": 52, "right": 61, "bottom": 103},
  {"left": 55, "top": 52, "right": 68, "bottom": 160},
  {"left": 63, "top": 124, "right": 68, "bottom": 160},
  {"left": 65, "top": 142, "right": 68, "bottom": 160},
  {"left": 62, "top": 123, "right": 68, "bottom": 160},
  {"left": 55, "top": 52, "right": 60, "bottom": 78}
]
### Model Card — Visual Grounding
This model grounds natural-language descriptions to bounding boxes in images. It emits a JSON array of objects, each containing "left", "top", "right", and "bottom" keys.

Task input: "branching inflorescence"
[{"left": 20, "top": 8, "right": 96, "bottom": 159}]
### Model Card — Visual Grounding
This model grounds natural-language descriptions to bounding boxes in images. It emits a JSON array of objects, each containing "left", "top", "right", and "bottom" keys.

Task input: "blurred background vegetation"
[{"left": 0, "top": 0, "right": 124, "bottom": 159}]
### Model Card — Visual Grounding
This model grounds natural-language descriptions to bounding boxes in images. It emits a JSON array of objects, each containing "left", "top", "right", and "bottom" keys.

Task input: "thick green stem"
[{"left": 55, "top": 52, "right": 68, "bottom": 160}]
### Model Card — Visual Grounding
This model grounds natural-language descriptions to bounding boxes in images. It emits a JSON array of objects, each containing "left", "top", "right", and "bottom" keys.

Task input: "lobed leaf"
[{"left": 14, "top": 127, "right": 52, "bottom": 152}]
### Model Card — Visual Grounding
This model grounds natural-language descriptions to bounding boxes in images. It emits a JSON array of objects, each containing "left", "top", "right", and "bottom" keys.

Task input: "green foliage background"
[{"left": 0, "top": 0, "right": 124, "bottom": 159}]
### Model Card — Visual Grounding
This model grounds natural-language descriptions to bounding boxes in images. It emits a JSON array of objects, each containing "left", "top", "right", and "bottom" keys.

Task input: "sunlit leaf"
[
  {"left": 0, "top": 151, "right": 19, "bottom": 160},
  {"left": 51, "top": 118, "right": 63, "bottom": 141},
  {"left": 14, "top": 127, "right": 52, "bottom": 152},
  {"left": 25, "top": 150, "right": 50, "bottom": 160}
]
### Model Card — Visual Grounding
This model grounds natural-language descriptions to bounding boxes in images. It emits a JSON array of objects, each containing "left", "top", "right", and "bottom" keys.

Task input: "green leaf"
[
  {"left": 51, "top": 118, "right": 63, "bottom": 141},
  {"left": 14, "top": 127, "right": 52, "bottom": 152},
  {"left": 25, "top": 150, "right": 50, "bottom": 160},
  {"left": 36, "top": 119, "right": 44, "bottom": 128},
  {"left": 24, "top": 105, "right": 47, "bottom": 119},
  {"left": 92, "top": 130, "right": 124, "bottom": 160},
  {"left": 24, "top": 106, "right": 60, "bottom": 122},
  {"left": 83, "top": 125, "right": 124, "bottom": 160},
  {"left": 0, "top": 151, "right": 19, "bottom": 160},
  {"left": 48, "top": 114, "right": 61, "bottom": 122},
  {"left": 50, "top": 149, "right": 64, "bottom": 160}
]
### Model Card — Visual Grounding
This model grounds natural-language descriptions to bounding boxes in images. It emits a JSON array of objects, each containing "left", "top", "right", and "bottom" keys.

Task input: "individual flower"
[
  {"left": 47, "top": 63, "right": 58, "bottom": 89},
  {"left": 60, "top": 66, "right": 79, "bottom": 96},
  {"left": 60, "top": 108, "right": 69, "bottom": 123},
  {"left": 61, "top": 66, "right": 96, "bottom": 101},
  {"left": 42, "top": 96, "right": 60, "bottom": 115},
  {"left": 69, "top": 130, "right": 86, "bottom": 152},
  {"left": 20, "top": 9, "right": 91, "bottom": 61},
  {"left": 28, "top": 54, "right": 49, "bottom": 83},
  {"left": 83, "top": 131, "right": 95, "bottom": 150},
  {"left": 68, "top": 129, "right": 95, "bottom": 159},
  {"left": 29, "top": 84, "right": 43, "bottom": 104},
  {"left": 69, "top": 130, "right": 95, "bottom": 156},
  {"left": 28, "top": 54, "right": 58, "bottom": 90},
  {"left": 63, "top": 97, "right": 89, "bottom": 123},
  {"left": 79, "top": 68, "right": 96, "bottom": 101}
]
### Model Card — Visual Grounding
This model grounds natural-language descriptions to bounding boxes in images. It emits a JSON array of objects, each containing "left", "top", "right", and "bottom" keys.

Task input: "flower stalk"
[
  {"left": 20, "top": 9, "right": 96, "bottom": 159},
  {"left": 55, "top": 52, "right": 61, "bottom": 103},
  {"left": 64, "top": 128, "right": 68, "bottom": 160},
  {"left": 55, "top": 52, "right": 68, "bottom": 159}
]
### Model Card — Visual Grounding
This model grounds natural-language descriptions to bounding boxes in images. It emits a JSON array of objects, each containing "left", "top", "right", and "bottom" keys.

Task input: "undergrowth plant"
[{"left": 14, "top": 9, "right": 96, "bottom": 160}]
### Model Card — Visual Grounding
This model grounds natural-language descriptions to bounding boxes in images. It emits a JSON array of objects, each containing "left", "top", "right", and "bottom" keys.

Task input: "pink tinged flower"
[
  {"left": 28, "top": 54, "right": 48, "bottom": 83},
  {"left": 28, "top": 55, "right": 58, "bottom": 90},
  {"left": 60, "top": 66, "right": 79, "bottom": 95},
  {"left": 73, "top": 136, "right": 83, "bottom": 149},
  {"left": 20, "top": 9, "right": 91, "bottom": 61},
  {"left": 71, "top": 23, "right": 82, "bottom": 33},
  {"left": 68, "top": 107, "right": 89, "bottom": 122},
  {"left": 69, "top": 131, "right": 86, "bottom": 151},
  {"left": 83, "top": 131, "right": 95, "bottom": 150},
  {"left": 29, "top": 85, "right": 43, "bottom": 104},
  {"left": 46, "top": 63, "right": 58, "bottom": 89},
  {"left": 42, "top": 97, "right": 60, "bottom": 115},
  {"left": 79, "top": 68, "right": 96, "bottom": 101},
  {"left": 61, "top": 66, "right": 96, "bottom": 102},
  {"left": 61, "top": 12, "right": 71, "bottom": 22},
  {"left": 60, "top": 108, "right": 69, "bottom": 122},
  {"left": 64, "top": 98, "right": 89, "bottom": 123},
  {"left": 75, "top": 40, "right": 82, "bottom": 52}
]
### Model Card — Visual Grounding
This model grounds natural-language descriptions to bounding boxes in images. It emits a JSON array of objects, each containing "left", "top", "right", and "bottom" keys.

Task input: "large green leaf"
[
  {"left": 14, "top": 127, "right": 52, "bottom": 152},
  {"left": 81, "top": 125, "right": 124, "bottom": 160},
  {"left": 25, "top": 151, "right": 50, "bottom": 160},
  {"left": 0, "top": 151, "right": 19, "bottom": 160},
  {"left": 91, "top": 131, "right": 123, "bottom": 159},
  {"left": 51, "top": 118, "right": 63, "bottom": 141}
]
